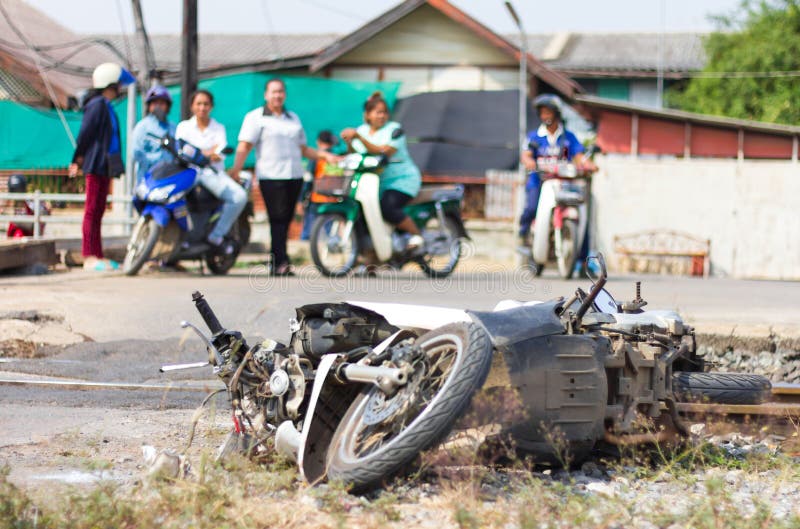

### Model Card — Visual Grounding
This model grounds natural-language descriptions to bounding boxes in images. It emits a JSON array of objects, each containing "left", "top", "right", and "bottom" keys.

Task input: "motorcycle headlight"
[
  {"left": 147, "top": 184, "right": 176, "bottom": 203},
  {"left": 339, "top": 154, "right": 363, "bottom": 171}
]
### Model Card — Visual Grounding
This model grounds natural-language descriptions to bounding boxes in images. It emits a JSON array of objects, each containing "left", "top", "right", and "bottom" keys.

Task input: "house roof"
[
  {"left": 307, "top": 0, "right": 581, "bottom": 98},
  {"left": 575, "top": 94, "right": 800, "bottom": 136},
  {"left": 0, "top": 0, "right": 123, "bottom": 106}
]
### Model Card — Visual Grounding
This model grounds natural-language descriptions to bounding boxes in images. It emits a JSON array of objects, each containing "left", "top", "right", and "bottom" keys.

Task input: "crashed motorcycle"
[
  {"left": 169, "top": 254, "right": 771, "bottom": 492},
  {"left": 309, "top": 153, "right": 469, "bottom": 277}
]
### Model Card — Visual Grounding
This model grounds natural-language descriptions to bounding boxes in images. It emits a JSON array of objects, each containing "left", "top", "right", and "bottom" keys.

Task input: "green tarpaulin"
[{"left": 0, "top": 74, "right": 400, "bottom": 170}]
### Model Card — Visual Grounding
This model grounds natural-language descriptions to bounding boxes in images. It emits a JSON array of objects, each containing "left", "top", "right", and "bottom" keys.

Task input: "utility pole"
[
  {"left": 130, "top": 0, "right": 157, "bottom": 86},
  {"left": 505, "top": 1, "right": 528, "bottom": 230},
  {"left": 181, "top": 0, "right": 198, "bottom": 120}
]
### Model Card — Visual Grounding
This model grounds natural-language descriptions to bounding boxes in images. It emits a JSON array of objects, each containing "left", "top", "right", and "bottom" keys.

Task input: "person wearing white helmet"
[
  {"left": 131, "top": 85, "right": 176, "bottom": 184},
  {"left": 69, "top": 62, "right": 134, "bottom": 271}
]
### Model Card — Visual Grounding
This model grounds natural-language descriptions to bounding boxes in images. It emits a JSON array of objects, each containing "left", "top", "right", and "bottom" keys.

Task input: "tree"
[{"left": 668, "top": 0, "right": 800, "bottom": 125}]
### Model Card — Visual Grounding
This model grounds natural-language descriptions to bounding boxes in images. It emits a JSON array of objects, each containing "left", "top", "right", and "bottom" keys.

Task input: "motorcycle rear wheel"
[
  {"left": 123, "top": 217, "right": 161, "bottom": 276},
  {"left": 205, "top": 217, "right": 247, "bottom": 275},
  {"left": 418, "top": 215, "right": 462, "bottom": 278},
  {"left": 555, "top": 218, "right": 579, "bottom": 279},
  {"left": 310, "top": 213, "right": 358, "bottom": 277},
  {"left": 673, "top": 372, "right": 772, "bottom": 405},
  {"left": 325, "top": 322, "right": 493, "bottom": 492}
]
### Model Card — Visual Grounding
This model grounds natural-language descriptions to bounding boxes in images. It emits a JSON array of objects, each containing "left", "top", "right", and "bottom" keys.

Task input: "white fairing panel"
[
  {"left": 532, "top": 180, "right": 556, "bottom": 264},
  {"left": 348, "top": 301, "right": 471, "bottom": 330},
  {"left": 355, "top": 173, "right": 394, "bottom": 261}
]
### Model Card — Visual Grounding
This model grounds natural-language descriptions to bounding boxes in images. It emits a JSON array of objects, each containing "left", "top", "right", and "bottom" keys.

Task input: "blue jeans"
[
  {"left": 196, "top": 168, "right": 247, "bottom": 241},
  {"left": 518, "top": 173, "right": 541, "bottom": 237},
  {"left": 300, "top": 203, "right": 317, "bottom": 241}
]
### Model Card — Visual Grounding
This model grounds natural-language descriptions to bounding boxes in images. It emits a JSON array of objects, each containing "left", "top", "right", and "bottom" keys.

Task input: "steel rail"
[{"left": 0, "top": 377, "right": 222, "bottom": 393}]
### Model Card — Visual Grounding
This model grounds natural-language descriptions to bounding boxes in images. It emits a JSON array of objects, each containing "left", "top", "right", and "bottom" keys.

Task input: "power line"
[{"left": 293, "top": 0, "right": 366, "bottom": 22}]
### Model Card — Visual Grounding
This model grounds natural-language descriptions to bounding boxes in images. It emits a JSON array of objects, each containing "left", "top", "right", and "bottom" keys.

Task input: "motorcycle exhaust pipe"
[
  {"left": 275, "top": 420, "right": 302, "bottom": 462},
  {"left": 338, "top": 363, "right": 408, "bottom": 394}
]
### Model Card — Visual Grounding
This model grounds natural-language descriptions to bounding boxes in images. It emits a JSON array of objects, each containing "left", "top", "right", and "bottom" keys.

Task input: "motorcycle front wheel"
[
  {"left": 325, "top": 322, "right": 493, "bottom": 492},
  {"left": 418, "top": 215, "right": 462, "bottom": 278},
  {"left": 122, "top": 217, "right": 161, "bottom": 276},
  {"left": 310, "top": 213, "right": 358, "bottom": 277},
  {"left": 555, "top": 218, "right": 579, "bottom": 279}
]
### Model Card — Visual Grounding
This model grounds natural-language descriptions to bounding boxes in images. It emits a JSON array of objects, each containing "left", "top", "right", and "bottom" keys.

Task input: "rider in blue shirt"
[
  {"left": 132, "top": 86, "right": 176, "bottom": 184},
  {"left": 518, "top": 94, "right": 591, "bottom": 247}
]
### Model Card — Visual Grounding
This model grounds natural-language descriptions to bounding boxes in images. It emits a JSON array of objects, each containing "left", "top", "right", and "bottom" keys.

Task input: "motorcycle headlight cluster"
[
  {"left": 135, "top": 182, "right": 149, "bottom": 200},
  {"left": 147, "top": 184, "right": 176, "bottom": 203}
]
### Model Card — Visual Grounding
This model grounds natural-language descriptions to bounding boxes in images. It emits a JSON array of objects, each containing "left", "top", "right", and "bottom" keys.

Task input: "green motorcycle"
[{"left": 309, "top": 154, "right": 469, "bottom": 277}]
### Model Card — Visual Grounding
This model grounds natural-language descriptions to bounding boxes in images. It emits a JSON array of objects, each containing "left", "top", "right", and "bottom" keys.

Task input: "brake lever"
[{"left": 181, "top": 320, "right": 224, "bottom": 366}]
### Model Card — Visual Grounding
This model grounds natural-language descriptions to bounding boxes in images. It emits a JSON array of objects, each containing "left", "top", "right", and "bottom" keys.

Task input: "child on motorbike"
[
  {"left": 518, "top": 94, "right": 596, "bottom": 256},
  {"left": 340, "top": 91, "right": 423, "bottom": 250}
]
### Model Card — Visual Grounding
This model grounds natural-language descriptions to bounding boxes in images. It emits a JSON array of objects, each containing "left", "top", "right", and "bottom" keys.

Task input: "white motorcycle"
[{"left": 521, "top": 148, "right": 598, "bottom": 279}]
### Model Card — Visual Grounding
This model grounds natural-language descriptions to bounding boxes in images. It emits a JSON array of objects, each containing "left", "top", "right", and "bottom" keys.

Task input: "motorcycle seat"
[{"left": 408, "top": 185, "right": 463, "bottom": 205}]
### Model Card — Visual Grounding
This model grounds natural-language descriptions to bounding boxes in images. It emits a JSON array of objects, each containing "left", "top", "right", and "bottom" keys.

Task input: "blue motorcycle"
[{"left": 122, "top": 134, "right": 253, "bottom": 276}]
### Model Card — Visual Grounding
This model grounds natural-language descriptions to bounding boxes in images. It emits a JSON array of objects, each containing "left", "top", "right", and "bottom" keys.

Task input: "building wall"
[{"left": 591, "top": 156, "right": 800, "bottom": 280}]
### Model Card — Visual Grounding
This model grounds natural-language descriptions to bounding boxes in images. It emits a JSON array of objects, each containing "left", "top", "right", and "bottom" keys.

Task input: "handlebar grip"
[{"left": 192, "top": 291, "right": 224, "bottom": 335}]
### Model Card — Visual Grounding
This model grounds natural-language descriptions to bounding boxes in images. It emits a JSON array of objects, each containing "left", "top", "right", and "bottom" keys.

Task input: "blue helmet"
[{"left": 145, "top": 85, "right": 172, "bottom": 107}]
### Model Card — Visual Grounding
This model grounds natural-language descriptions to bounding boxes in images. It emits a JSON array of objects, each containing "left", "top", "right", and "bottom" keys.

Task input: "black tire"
[
  {"left": 326, "top": 322, "right": 493, "bottom": 492},
  {"left": 205, "top": 217, "right": 246, "bottom": 275},
  {"left": 419, "top": 215, "right": 462, "bottom": 278},
  {"left": 556, "top": 218, "right": 579, "bottom": 279},
  {"left": 673, "top": 372, "right": 772, "bottom": 405},
  {"left": 123, "top": 217, "right": 161, "bottom": 276},
  {"left": 310, "top": 213, "right": 358, "bottom": 277}
]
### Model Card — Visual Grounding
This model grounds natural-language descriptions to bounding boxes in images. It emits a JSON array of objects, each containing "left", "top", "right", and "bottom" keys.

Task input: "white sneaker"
[{"left": 406, "top": 234, "right": 425, "bottom": 250}]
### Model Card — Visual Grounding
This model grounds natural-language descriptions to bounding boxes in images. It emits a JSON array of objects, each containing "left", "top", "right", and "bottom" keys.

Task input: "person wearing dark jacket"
[{"left": 68, "top": 63, "right": 134, "bottom": 270}]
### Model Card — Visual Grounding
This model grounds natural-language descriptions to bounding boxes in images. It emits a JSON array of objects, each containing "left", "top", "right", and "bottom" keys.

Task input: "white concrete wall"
[{"left": 591, "top": 156, "right": 800, "bottom": 280}]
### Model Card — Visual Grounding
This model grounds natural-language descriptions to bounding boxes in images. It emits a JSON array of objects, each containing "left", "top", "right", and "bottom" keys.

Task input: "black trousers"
[
  {"left": 259, "top": 178, "right": 304, "bottom": 267},
  {"left": 380, "top": 189, "right": 413, "bottom": 224}
]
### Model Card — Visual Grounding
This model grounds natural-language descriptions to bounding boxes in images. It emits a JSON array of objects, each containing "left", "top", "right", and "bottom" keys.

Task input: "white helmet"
[{"left": 92, "top": 62, "right": 135, "bottom": 89}]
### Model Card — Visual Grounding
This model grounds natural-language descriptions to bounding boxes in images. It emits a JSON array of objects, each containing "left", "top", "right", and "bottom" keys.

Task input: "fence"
[
  {"left": 0, "top": 191, "right": 134, "bottom": 238},
  {"left": 484, "top": 169, "right": 524, "bottom": 221}
]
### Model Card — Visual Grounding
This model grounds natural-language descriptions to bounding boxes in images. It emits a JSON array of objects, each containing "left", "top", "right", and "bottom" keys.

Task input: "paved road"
[{"left": 1, "top": 263, "right": 798, "bottom": 343}]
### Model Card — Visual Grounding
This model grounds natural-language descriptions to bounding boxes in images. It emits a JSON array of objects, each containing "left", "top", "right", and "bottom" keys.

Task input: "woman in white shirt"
[{"left": 175, "top": 90, "right": 246, "bottom": 251}]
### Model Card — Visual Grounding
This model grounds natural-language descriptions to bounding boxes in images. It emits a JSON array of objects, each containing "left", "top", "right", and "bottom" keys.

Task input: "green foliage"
[{"left": 668, "top": 0, "right": 800, "bottom": 124}]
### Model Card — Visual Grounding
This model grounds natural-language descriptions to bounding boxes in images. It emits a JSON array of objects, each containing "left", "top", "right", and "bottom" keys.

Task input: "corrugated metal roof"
[
  {"left": 506, "top": 32, "right": 707, "bottom": 72},
  {"left": 94, "top": 31, "right": 708, "bottom": 76},
  {"left": 97, "top": 33, "right": 338, "bottom": 72}
]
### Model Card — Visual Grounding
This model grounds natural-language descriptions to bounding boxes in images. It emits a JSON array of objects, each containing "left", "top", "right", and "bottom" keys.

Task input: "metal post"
[
  {"left": 33, "top": 190, "right": 41, "bottom": 238},
  {"left": 125, "top": 81, "right": 137, "bottom": 235},
  {"left": 656, "top": 0, "right": 665, "bottom": 108},
  {"left": 181, "top": 0, "right": 198, "bottom": 120},
  {"left": 505, "top": 1, "right": 528, "bottom": 230}
]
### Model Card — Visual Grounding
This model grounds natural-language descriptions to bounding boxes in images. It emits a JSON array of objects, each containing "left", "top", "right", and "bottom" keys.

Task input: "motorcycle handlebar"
[{"left": 191, "top": 291, "right": 224, "bottom": 335}]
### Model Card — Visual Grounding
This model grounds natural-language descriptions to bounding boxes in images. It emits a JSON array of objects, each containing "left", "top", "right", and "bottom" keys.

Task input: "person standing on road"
[
  {"left": 229, "top": 78, "right": 338, "bottom": 276},
  {"left": 175, "top": 89, "right": 246, "bottom": 253},
  {"left": 131, "top": 85, "right": 176, "bottom": 185},
  {"left": 69, "top": 62, "right": 134, "bottom": 270}
]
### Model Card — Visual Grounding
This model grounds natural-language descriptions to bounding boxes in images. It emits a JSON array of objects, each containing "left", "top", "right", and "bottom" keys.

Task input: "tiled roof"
[{"left": 0, "top": 0, "right": 122, "bottom": 104}]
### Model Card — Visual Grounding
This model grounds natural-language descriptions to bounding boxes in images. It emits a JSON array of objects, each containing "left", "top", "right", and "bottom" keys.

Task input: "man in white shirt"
[
  {"left": 176, "top": 89, "right": 247, "bottom": 252},
  {"left": 230, "top": 78, "right": 337, "bottom": 276}
]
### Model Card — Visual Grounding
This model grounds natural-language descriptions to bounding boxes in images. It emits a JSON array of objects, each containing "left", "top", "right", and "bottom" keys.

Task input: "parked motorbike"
[
  {"left": 308, "top": 153, "right": 469, "bottom": 277},
  {"left": 123, "top": 134, "right": 253, "bottom": 276},
  {"left": 168, "top": 254, "right": 771, "bottom": 492},
  {"left": 520, "top": 145, "right": 599, "bottom": 279}
]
